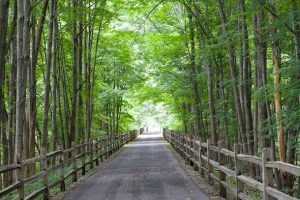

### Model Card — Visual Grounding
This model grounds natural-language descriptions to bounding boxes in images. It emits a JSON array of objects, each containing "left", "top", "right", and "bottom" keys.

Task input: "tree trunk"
[
  {"left": 0, "top": 0, "right": 10, "bottom": 187},
  {"left": 252, "top": 0, "right": 270, "bottom": 148},
  {"left": 217, "top": 60, "right": 229, "bottom": 146},
  {"left": 85, "top": 23, "right": 93, "bottom": 140},
  {"left": 61, "top": 51, "right": 70, "bottom": 148},
  {"left": 291, "top": 0, "right": 300, "bottom": 104},
  {"left": 187, "top": 8, "right": 202, "bottom": 137},
  {"left": 31, "top": 0, "right": 49, "bottom": 70},
  {"left": 69, "top": 0, "right": 78, "bottom": 144},
  {"left": 41, "top": 0, "right": 54, "bottom": 150},
  {"left": 217, "top": 0, "right": 247, "bottom": 152},
  {"left": 57, "top": 47, "right": 66, "bottom": 150},
  {"left": 285, "top": 0, "right": 300, "bottom": 189},
  {"left": 15, "top": 0, "right": 26, "bottom": 197},
  {"left": 29, "top": 0, "right": 49, "bottom": 174},
  {"left": 269, "top": 0, "right": 285, "bottom": 163},
  {"left": 7, "top": 37, "right": 17, "bottom": 185},
  {"left": 76, "top": 7, "right": 84, "bottom": 143},
  {"left": 28, "top": 13, "right": 37, "bottom": 176},
  {"left": 239, "top": 0, "right": 253, "bottom": 155},
  {"left": 207, "top": 63, "right": 218, "bottom": 145},
  {"left": 23, "top": 0, "right": 31, "bottom": 178},
  {"left": 51, "top": 0, "right": 58, "bottom": 156}
]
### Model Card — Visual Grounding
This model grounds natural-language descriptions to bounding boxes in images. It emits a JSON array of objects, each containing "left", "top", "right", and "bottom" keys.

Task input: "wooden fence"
[
  {"left": 0, "top": 129, "right": 142, "bottom": 200},
  {"left": 163, "top": 129, "right": 300, "bottom": 200}
]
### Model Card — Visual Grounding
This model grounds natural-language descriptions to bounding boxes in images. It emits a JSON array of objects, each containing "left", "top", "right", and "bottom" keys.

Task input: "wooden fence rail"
[
  {"left": 163, "top": 129, "right": 300, "bottom": 200},
  {"left": 0, "top": 129, "right": 143, "bottom": 200}
]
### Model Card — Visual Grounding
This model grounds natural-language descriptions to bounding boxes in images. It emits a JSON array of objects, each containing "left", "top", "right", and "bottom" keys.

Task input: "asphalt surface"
[{"left": 64, "top": 132, "right": 209, "bottom": 200}]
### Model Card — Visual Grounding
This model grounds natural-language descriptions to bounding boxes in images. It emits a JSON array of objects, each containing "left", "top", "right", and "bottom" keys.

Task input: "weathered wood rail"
[
  {"left": 0, "top": 129, "right": 142, "bottom": 200},
  {"left": 163, "top": 130, "right": 300, "bottom": 200}
]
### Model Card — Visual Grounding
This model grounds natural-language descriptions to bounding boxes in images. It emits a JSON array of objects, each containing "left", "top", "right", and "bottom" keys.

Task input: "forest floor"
[{"left": 57, "top": 132, "right": 210, "bottom": 200}]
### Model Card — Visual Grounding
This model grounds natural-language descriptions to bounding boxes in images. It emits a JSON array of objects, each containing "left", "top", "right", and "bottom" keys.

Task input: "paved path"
[{"left": 64, "top": 132, "right": 209, "bottom": 200}]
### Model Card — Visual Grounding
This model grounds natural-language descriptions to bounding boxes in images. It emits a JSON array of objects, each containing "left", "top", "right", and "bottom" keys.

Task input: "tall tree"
[
  {"left": 0, "top": 0, "right": 10, "bottom": 188},
  {"left": 217, "top": 0, "right": 247, "bottom": 152},
  {"left": 238, "top": 0, "right": 254, "bottom": 156},
  {"left": 15, "top": 0, "right": 26, "bottom": 197},
  {"left": 69, "top": 0, "right": 78, "bottom": 146},
  {"left": 187, "top": 4, "right": 202, "bottom": 137},
  {"left": 252, "top": 0, "right": 270, "bottom": 148},
  {"left": 41, "top": 0, "right": 54, "bottom": 151},
  {"left": 51, "top": 0, "right": 58, "bottom": 153},
  {"left": 269, "top": 0, "right": 285, "bottom": 163}
]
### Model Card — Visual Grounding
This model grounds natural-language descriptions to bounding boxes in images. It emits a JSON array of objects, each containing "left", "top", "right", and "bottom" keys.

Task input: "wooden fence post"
[
  {"left": 114, "top": 134, "right": 117, "bottom": 152},
  {"left": 234, "top": 144, "right": 243, "bottom": 199},
  {"left": 183, "top": 135, "right": 186, "bottom": 162},
  {"left": 71, "top": 142, "right": 77, "bottom": 183},
  {"left": 189, "top": 135, "right": 193, "bottom": 166},
  {"left": 110, "top": 135, "right": 113, "bottom": 155},
  {"left": 183, "top": 135, "right": 187, "bottom": 161},
  {"left": 107, "top": 136, "right": 110, "bottom": 157},
  {"left": 107, "top": 136, "right": 110, "bottom": 156},
  {"left": 105, "top": 136, "right": 108, "bottom": 157},
  {"left": 41, "top": 147, "right": 50, "bottom": 200},
  {"left": 100, "top": 139, "right": 104, "bottom": 162},
  {"left": 188, "top": 136, "right": 191, "bottom": 164},
  {"left": 218, "top": 140, "right": 226, "bottom": 198},
  {"left": 183, "top": 135, "right": 186, "bottom": 158},
  {"left": 16, "top": 161, "right": 24, "bottom": 200},
  {"left": 183, "top": 134, "right": 186, "bottom": 158},
  {"left": 110, "top": 135, "right": 112, "bottom": 154},
  {"left": 173, "top": 132, "right": 175, "bottom": 144},
  {"left": 119, "top": 134, "right": 121, "bottom": 148},
  {"left": 180, "top": 135, "right": 184, "bottom": 157},
  {"left": 198, "top": 137, "right": 203, "bottom": 176},
  {"left": 193, "top": 137, "right": 198, "bottom": 170},
  {"left": 185, "top": 136, "right": 189, "bottom": 163},
  {"left": 81, "top": 140, "right": 85, "bottom": 176},
  {"left": 207, "top": 139, "right": 213, "bottom": 185},
  {"left": 111, "top": 135, "right": 114, "bottom": 154},
  {"left": 262, "top": 148, "right": 273, "bottom": 200},
  {"left": 174, "top": 132, "right": 176, "bottom": 147},
  {"left": 105, "top": 137, "right": 109, "bottom": 159},
  {"left": 174, "top": 133, "right": 177, "bottom": 149},
  {"left": 60, "top": 150, "right": 65, "bottom": 191},
  {"left": 90, "top": 139, "right": 94, "bottom": 170},
  {"left": 95, "top": 139, "right": 99, "bottom": 166}
]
